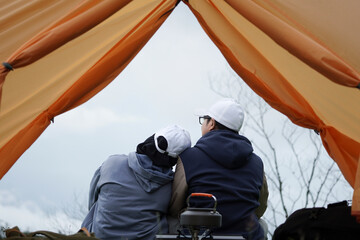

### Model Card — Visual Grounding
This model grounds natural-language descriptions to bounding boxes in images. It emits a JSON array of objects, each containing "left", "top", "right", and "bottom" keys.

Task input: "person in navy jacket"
[{"left": 168, "top": 99, "right": 268, "bottom": 240}]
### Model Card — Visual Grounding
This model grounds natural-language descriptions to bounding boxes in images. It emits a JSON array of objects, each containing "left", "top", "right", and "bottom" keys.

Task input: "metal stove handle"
[{"left": 186, "top": 193, "right": 218, "bottom": 212}]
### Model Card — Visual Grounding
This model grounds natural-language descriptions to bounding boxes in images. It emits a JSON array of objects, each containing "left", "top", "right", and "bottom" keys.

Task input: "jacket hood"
[
  {"left": 128, "top": 152, "right": 173, "bottom": 192},
  {"left": 195, "top": 130, "right": 253, "bottom": 168}
]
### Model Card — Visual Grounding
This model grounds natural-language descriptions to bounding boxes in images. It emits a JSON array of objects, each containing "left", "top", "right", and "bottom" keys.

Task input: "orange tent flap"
[
  {"left": 186, "top": 0, "right": 360, "bottom": 216},
  {"left": 0, "top": 0, "right": 133, "bottom": 106},
  {"left": 0, "top": 0, "right": 178, "bottom": 179}
]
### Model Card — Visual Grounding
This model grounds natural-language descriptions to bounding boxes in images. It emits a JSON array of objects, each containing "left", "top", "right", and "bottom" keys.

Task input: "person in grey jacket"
[{"left": 81, "top": 125, "right": 191, "bottom": 240}]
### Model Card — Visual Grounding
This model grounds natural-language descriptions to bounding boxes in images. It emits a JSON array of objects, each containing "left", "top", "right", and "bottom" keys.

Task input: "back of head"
[
  {"left": 136, "top": 125, "right": 191, "bottom": 168},
  {"left": 203, "top": 99, "right": 244, "bottom": 132},
  {"left": 154, "top": 125, "right": 191, "bottom": 158}
]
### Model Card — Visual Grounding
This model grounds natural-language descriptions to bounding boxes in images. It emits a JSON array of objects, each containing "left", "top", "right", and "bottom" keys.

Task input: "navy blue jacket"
[{"left": 180, "top": 130, "right": 264, "bottom": 239}]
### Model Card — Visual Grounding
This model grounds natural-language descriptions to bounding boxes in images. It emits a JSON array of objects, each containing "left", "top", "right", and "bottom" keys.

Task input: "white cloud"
[
  {"left": 0, "top": 190, "right": 82, "bottom": 234},
  {"left": 53, "top": 107, "right": 147, "bottom": 132}
]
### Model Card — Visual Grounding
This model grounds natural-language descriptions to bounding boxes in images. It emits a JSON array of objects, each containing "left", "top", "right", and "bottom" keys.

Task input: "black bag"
[
  {"left": 3, "top": 226, "right": 100, "bottom": 240},
  {"left": 273, "top": 201, "right": 360, "bottom": 240}
]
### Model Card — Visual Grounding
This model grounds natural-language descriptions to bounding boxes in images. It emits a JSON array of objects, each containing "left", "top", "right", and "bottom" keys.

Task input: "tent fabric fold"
[
  {"left": 0, "top": 0, "right": 83, "bottom": 106},
  {"left": 0, "top": 0, "right": 132, "bottom": 106},
  {"left": 0, "top": 0, "right": 359, "bottom": 219},
  {"left": 225, "top": 0, "right": 360, "bottom": 88}
]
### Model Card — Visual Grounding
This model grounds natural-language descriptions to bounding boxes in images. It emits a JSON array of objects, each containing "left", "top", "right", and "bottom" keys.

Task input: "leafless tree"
[
  {"left": 47, "top": 192, "right": 87, "bottom": 234},
  {"left": 0, "top": 220, "right": 10, "bottom": 239},
  {"left": 209, "top": 67, "right": 352, "bottom": 236}
]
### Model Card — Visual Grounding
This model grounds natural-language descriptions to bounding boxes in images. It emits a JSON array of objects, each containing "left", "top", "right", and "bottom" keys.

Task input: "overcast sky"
[
  {"left": 0, "top": 1, "right": 352, "bottom": 234},
  {"left": 0, "top": 2, "right": 229, "bottom": 232}
]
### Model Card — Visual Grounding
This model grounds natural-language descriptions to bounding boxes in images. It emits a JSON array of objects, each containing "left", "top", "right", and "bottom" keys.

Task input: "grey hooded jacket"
[{"left": 81, "top": 152, "right": 174, "bottom": 240}]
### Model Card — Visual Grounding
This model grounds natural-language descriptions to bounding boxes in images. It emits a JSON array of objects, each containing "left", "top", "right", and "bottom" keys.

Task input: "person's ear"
[{"left": 208, "top": 118, "right": 216, "bottom": 131}]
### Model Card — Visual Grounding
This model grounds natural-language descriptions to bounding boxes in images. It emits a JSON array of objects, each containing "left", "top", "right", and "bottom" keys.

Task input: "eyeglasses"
[{"left": 199, "top": 115, "right": 211, "bottom": 125}]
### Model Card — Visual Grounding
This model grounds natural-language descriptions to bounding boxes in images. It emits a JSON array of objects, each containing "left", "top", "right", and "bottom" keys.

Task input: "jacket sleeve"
[
  {"left": 255, "top": 172, "right": 269, "bottom": 218},
  {"left": 168, "top": 157, "right": 188, "bottom": 218},
  {"left": 88, "top": 166, "right": 101, "bottom": 210}
]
